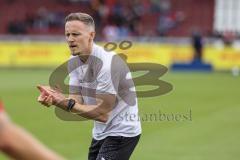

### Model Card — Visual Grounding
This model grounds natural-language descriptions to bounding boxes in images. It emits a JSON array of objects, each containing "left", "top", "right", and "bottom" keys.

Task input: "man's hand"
[
  {"left": 37, "top": 85, "right": 115, "bottom": 122},
  {"left": 37, "top": 85, "right": 67, "bottom": 109}
]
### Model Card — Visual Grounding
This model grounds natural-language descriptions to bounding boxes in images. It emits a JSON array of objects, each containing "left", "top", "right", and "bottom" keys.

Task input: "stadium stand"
[{"left": 0, "top": 0, "right": 215, "bottom": 39}]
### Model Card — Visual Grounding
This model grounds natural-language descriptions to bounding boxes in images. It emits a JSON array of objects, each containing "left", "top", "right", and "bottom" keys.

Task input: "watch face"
[{"left": 67, "top": 99, "right": 76, "bottom": 111}]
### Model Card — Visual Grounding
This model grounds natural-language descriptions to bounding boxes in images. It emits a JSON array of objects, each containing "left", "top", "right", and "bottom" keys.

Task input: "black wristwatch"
[{"left": 67, "top": 99, "right": 76, "bottom": 112}]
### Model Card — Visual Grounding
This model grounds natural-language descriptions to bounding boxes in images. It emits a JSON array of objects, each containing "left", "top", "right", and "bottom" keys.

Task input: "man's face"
[{"left": 65, "top": 20, "right": 95, "bottom": 56}]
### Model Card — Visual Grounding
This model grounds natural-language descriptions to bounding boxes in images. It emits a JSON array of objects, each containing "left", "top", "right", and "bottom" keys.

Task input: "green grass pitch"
[{"left": 0, "top": 68, "right": 239, "bottom": 160}]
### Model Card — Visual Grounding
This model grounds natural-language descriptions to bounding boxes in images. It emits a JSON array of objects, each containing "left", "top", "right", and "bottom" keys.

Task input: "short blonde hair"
[{"left": 65, "top": 12, "right": 95, "bottom": 31}]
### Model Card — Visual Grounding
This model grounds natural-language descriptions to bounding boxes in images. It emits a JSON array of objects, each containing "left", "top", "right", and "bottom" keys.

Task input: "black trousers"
[{"left": 88, "top": 135, "right": 141, "bottom": 160}]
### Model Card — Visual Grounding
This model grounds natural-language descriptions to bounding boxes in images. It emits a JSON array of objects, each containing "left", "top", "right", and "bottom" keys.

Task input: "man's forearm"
[
  {"left": 1, "top": 123, "right": 64, "bottom": 160},
  {"left": 36, "top": 85, "right": 113, "bottom": 123},
  {"left": 72, "top": 102, "right": 109, "bottom": 123},
  {"left": 55, "top": 99, "right": 108, "bottom": 123}
]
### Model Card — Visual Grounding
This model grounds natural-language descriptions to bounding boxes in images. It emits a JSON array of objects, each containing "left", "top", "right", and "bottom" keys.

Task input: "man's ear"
[{"left": 90, "top": 31, "right": 96, "bottom": 41}]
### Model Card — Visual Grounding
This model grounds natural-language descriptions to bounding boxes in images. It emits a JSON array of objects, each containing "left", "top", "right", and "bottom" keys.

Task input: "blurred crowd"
[{"left": 2, "top": 0, "right": 185, "bottom": 40}]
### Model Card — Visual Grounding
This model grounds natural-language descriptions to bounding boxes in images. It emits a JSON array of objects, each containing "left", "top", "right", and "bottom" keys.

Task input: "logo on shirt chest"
[{"left": 79, "top": 79, "right": 97, "bottom": 89}]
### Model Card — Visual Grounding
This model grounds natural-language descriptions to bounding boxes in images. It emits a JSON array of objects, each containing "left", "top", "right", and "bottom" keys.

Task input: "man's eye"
[
  {"left": 72, "top": 33, "right": 80, "bottom": 36},
  {"left": 65, "top": 33, "right": 80, "bottom": 37}
]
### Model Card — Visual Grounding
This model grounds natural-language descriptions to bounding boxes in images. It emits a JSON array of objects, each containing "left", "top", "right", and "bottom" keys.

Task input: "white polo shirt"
[{"left": 68, "top": 43, "right": 141, "bottom": 140}]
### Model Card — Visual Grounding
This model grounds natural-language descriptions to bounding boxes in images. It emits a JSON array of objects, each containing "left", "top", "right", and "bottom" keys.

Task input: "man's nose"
[{"left": 67, "top": 35, "right": 75, "bottom": 42}]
